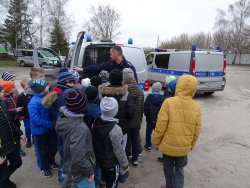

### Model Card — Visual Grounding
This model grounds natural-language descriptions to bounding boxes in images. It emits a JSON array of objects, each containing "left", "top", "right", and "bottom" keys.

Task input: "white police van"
[
  {"left": 69, "top": 31, "right": 150, "bottom": 92},
  {"left": 146, "top": 46, "right": 227, "bottom": 95}
]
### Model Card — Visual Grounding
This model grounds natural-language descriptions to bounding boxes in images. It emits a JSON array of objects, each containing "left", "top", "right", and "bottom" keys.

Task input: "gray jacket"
[{"left": 55, "top": 106, "right": 95, "bottom": 182}]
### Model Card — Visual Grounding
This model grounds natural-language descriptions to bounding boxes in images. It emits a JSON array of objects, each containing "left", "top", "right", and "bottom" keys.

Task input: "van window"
[
  {"left": 38, "top": 52, "right": 43, "bottom": 58},
  {"left": 155, "top": 54, "right": 170, "bottom": 68},
  {"left": 146, "top": 53, "right": 154, "bottom": 65},
  {"left": 122, "top": 46, "right": 146, "bottom": 72},
  {"left": 83, "top": 46, "right": 111, "bottom": 67},
  {"left": 26, "top": 51, "right": 33, "bottom": 56}
]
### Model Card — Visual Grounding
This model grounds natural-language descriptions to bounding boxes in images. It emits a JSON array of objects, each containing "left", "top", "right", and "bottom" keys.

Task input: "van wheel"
[
  {"left": 20, "top": 60, "right": 25, "bottom": 67},
  {"left": 205, "top": 92, "right": 214, "bottom": 95},
  {"left": 42, "top": 62, "right": 47, "bottom": 66}
]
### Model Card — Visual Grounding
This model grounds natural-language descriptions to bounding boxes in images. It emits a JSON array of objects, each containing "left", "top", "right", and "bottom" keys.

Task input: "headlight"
[{"left": 54, "top": 60, "right": 58, "bottom": 64}]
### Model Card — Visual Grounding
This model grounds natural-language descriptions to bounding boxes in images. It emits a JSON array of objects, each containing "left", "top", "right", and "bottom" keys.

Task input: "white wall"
[{"left": 226, "top": 54, "right": 250, "bottom": 64}]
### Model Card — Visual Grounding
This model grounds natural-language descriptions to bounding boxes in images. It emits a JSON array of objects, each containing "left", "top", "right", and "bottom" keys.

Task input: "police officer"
[{"left": 73, "top": 46, "right": 138, "bottom": 83}]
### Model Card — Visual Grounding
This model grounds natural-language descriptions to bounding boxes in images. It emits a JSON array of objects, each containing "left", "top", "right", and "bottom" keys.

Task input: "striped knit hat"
[
  {"left": 65, "top": 89, "right": 87, "bottom": 114},
  {"left": 57, "top": 71, "right": 76, "bottom": 85},
  {"left": 1, "top": 72, "right": 16, "bottom": 81}
]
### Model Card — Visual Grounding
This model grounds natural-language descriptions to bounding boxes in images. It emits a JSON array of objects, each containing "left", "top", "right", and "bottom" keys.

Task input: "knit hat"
[
  {"left": 59, "top": 67, "right": 69, "bottom": 74},
  {"left": 1, "top": 72, "right": 15, "bottom": 81},
  {"left": 84, "top": 86, "right": 98, "bottom": 102},
  {"left": 29, "top": 79, "right": 47, "bottom": 93},
  {"left": 0, "top": 81, "right": 15, "bottom": 93},
  {"left": 152, "top": 82, "right": 162, "bottom": 92},
  {"left": 100, "top": 97, "right": 118, "bottom": 118},
  {"left": 123, "top": 68, "right": 135, "bottom": 81},
  {"left": 90, "top": 75, "right": 102, "bottom": 88},
  {"left": 109, "top": 69, "right": 123, "bottom": 86},
  {"left": 99, "top": 70, "right": 110, "bottom": 85},
  {"left": 57, "top": 71, "right": 76, "bottom": 85},
  {"left": 81, "top": 78, "right": 91, "bottom": 87},
  {"left": 165, "top": 75, "right": 176, "bottom": 85},
  {"left": 69, "top": 70, "right": 80, "bottom": 81},
  {"left": 65, "top": 89, "right": 87, "bottom": 114},
  {"left": 168, "top": 79, "right": 177, "bottom": 93}
]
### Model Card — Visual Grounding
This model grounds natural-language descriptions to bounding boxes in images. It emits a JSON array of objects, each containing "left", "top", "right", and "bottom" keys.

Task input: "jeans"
[
  {"left": 23, "top": 118, "right": 31, "bottom": 141},
  {"left": 94, "top": 164, "right": 101, "bottom": 188},
  {"left": 145, "top": 123, "right": 155, "bottom": 147},
  {"left": 76, "top": 177, "right": 95, "bottom": 188},
  {"left": 0, "top": 148, "right": 22, "bottom": 183},
  {"left": 126, "top": 128, "right": 141, "bottom": 161},
  {"left": 163, "top": 155, "right": 187, "bottom": 188}
]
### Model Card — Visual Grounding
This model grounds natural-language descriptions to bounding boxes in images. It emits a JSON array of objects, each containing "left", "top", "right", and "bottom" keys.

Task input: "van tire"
[
  {"left": 20, "top": 60, "right": 25, "bottom": 67},
  {"left": 42, "top": 62, "right": 47, "bottom": 66},
  {"left": 204, "top": 92, "right": 214, "bottom": 95}
]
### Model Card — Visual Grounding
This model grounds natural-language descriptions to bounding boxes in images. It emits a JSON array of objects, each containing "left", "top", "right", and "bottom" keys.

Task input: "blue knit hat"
[
  {"left": 57, "top": 71, "right": 76, "bottom": 85},
  {"left": 65, "top": 89, "right": 87, "bottom": 114},
  {"left": 29, "top": 79, "right": 47, "bottom": 93},
  {"left": 168, "top": 79, "right": 177, "bottom": 93},
  {"left": 2, "top": 72, "right": 16, "bottom": 81}
]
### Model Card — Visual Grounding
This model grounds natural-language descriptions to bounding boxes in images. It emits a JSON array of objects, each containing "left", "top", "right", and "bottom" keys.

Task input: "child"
[
  {"left": 0, "top": 81, "right": 26, "bottom": 157},
  {"left": 99, "top": 70, "right": 110, "bottom": 86},
  {"left": 84, "top": 85, "right": 101, "bottom": 129},
  {"left": 17, "top": 79, "right": 34, "bottom": 148},
  {"left": 122, "top": 68, "right": 144, "bottom": 167},
  {"left": 144, "top": 82, "right": 165, "bottom": 152},
  {"left": 29, "top": 67, "right": 45, "bottom": 80},
  {"left": 42, "top": 68, "right": 77, "bottom": 182},
  {"left": 28, "top": 79, "right": 57, "bottom": 177},
  {"left": 55, "top": 89, "right": 95, "bottom": 188},
  {"left": 0, "top": 86, "right": 26, "bottom": 188},
  {"left": 92, "top": 97, "right": 129, "bottom": 188},
  {"left": 1, "top": 71, "right": 16, "bottom": 81},
  {"left": 153, "top": 75, "right": 202, "bottom": 188}
]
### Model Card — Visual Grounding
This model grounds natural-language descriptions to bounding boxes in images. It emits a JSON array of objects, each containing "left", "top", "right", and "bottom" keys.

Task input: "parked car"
[
  {"left": 17, "top": 48, "right": 62, "bottom": 67},
  {"left": 146, "top": 46, "right": 226, "bottom": 95}
]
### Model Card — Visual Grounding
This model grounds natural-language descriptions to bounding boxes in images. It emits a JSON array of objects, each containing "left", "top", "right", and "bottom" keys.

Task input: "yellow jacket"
[{"left": 153, "top": 75, "right": 201, "bottom": 157}]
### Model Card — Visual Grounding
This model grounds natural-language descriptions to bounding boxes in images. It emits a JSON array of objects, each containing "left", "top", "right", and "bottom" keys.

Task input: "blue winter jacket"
[
  {"left": 28, "top": 93, "right": 53, "bottom": 135},
  {"left": 84, "top": 57, "right": 138, "bottom": 83},
  {"left": 84, "top": 102, "right": 101, "bottom": 129}
]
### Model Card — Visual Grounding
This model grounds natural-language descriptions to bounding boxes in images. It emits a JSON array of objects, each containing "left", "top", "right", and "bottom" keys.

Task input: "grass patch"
[{"left": 0, "top": 60, "right": 19, "bottom": 67}]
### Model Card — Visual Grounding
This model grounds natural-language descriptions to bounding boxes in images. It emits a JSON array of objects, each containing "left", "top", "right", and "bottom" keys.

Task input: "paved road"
[{"left": 1, "top": 65, "right": 250, "bottom": 188}]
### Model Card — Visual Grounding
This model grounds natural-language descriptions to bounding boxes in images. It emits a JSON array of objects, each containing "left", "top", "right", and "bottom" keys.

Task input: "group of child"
[{"left": 0, "top": 66, "right": 201, "bottom": 188}]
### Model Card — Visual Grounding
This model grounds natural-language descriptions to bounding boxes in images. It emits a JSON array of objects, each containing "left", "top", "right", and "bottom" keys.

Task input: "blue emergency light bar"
[{"left": 128, "top": 38, "right": 133, "bottom": 44}]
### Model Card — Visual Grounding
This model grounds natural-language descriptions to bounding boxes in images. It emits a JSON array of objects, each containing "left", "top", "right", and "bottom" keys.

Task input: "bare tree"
[
  {"left": 214, "top": 0, "right": 250, "bottom": 64},
  {"left": 83, "top": 4, "right": 121, "bottom": 40}
]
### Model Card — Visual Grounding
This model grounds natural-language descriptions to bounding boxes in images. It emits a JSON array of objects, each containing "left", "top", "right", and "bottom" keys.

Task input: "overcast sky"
[{"left": 66, "top": 0, "right": 237, "bottom": 47}]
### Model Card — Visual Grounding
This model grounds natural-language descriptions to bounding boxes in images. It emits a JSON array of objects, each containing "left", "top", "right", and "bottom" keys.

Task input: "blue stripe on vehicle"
[{"left": 149, "top": 68, "right": 224, "bottom": 77}]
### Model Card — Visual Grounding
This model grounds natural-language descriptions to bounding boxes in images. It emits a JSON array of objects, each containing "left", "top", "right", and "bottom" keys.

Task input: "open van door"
[{"left": 33, "top": 46, "right": 64, "bottom": 86}]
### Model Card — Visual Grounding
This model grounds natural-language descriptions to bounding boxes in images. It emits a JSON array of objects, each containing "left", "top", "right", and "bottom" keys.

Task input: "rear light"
[
  {"left": 223, "top": 60, "right": 227, "bottom": 75},
  {"left": 144, "top": 79, "right": 150, "bottom": 91},
  {"left": 191, "top": 60, "right": 196, "bottom": 75}
]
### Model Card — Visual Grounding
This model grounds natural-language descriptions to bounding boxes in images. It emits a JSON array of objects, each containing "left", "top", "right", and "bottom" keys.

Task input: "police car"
[{"left": 146, "top": 46, "right": 226, "bottom": 95}]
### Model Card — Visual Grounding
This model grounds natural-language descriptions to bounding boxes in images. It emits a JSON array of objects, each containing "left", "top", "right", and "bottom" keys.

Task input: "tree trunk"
[{"left": 232, "top": 53, "right": 237, "bottom": 64}]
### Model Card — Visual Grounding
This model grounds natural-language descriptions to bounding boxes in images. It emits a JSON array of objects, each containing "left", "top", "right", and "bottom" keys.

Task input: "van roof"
[
  {"left": 150, "top": 51, "right": 223, "bottom": 55},
  {"left": 82, "top": 40, "right": 143, "bottom": 49}
]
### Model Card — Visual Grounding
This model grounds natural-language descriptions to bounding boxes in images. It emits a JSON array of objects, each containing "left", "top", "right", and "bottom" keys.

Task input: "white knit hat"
[
  {"left": 100, "top": 97, "right": 118, "bottom": 118},
  {"left": 152, "top": 82, "right": 162, "bottom": 92}
]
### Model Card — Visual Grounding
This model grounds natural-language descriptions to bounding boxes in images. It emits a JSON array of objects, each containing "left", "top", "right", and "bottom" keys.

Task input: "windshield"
[{"left": 39, "top": 49, "right": 58, "bottom": 58}]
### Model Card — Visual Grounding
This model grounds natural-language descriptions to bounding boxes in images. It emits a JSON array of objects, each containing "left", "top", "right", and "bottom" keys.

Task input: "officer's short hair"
[{"left": 111, "top": 46, "right": 123, "bottom": 55}]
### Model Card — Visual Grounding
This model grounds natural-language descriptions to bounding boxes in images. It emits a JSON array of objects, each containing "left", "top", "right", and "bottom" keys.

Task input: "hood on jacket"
[
  {"left": 127, "top": 84, "right": 141, "bottom": 99},
  {"left": 148, "top": 93, "right": 165, "bottom": 106},
  {"left": 55, "top": 106, "right": 85, "bottom": 136},
  {"left": 98, "top": 85, "right": 128, "bottom": 101},
  {"left": 42, "top": 91, "right": 58, "bottom": 108},
  {"left": 92, "top": 118, "right": 115, "bottom": 139},
  {"left": 175, "top": 75, "right": 198, "bottom": 99}
]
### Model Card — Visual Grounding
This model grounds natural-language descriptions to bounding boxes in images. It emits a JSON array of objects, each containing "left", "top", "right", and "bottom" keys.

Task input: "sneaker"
[
  {"left": 138, "top": 149, "right": 142, "bottom": 156},
  {"left": 26, "top": 139, "right": 32, "bottom": 148},
  {"left": 131, "top": 160, "right": 139, "bottom": 167},
  {"left": 157, "top": 157, "right": 164, "bottom": 164},
  {"left": 41, "top": 169, "right": 52, "bottom": 178},
  {"left": 50, "top": 163, "right": 60, "bottom": 170},
  {"left": 144, "top": 144, "right": 152, "bottom": 151},
  {"left": 19, "top": 149, "right": 26, "bottom": 157}
]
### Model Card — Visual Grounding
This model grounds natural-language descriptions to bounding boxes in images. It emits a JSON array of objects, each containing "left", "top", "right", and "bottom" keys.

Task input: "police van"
[
  {"left": 33, "top": 31, "right": 150, "bottom": 93},
  {"left": 69, "top": 31, "right": 149, "bottom": 91},
  {"left": 146, "top": 46, "right": 227, "bottom": 95}
]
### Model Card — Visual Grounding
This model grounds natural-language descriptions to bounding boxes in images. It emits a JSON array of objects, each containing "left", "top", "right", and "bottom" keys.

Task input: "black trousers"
[
  {"left": 101, "top": 165, "right": 119, "bottom": 188},
  {"left": 0, "top": 148, "right": 22, "bottom": 183},
  {"left": 33, "top": 130, "right": 57, "bottom": 170}
]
